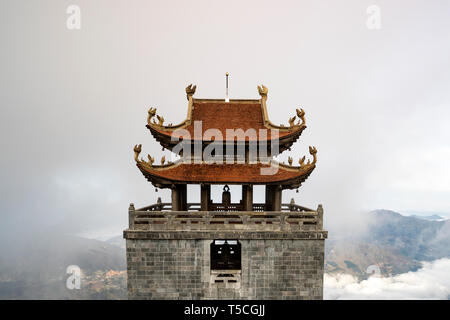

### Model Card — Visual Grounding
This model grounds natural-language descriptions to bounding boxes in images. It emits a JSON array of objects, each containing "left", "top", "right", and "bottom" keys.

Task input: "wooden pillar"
[
  {"left": 265, "top": 185, "right": 273, "bottom": 211},
  {"left": 273, "top": 185, "right": 282, "bottom": 211},
  {"left": 171, "top": 185, "right": 180, "bottom": 211},
  {"left": 179, "top": 184, "right": 187, "bottom": 211},
  {"left": 201, "top": 184, "right": 211, "bottom": 211},
  {"left": 242, "top": 185, "right": 253, "bottom": 211},
  {"left": 172, "top": 184, "right": 187, "bottom": 211}
]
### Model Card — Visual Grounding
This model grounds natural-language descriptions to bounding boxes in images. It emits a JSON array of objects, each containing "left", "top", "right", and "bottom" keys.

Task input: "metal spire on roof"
[{"left": 225, "top": 72, "right": 229, "bottom": 102}]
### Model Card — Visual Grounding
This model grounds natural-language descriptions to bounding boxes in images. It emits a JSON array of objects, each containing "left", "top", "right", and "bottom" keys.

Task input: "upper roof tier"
[{"left": 146, "top": 85, "right": 307, "bottom": 153}]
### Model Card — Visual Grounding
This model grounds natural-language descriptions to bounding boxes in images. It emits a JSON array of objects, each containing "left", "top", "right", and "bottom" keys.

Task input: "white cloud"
[{"left": 325, "top": 258, "right": 450, "bottom": 300}]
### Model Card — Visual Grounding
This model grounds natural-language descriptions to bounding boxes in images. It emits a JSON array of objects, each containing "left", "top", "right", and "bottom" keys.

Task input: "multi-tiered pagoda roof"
[{"left": 133, "top": 84, "right": 317, "bottom": 191}]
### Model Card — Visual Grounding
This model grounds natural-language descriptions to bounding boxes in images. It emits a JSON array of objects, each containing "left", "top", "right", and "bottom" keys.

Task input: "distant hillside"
[
  {"left": 410, "top": 214, "right": 446, "bottom": 221},
  {"left": 0, "top": 233, "right": 126, "bottom": 299},
  {"left": 365, "top": 210, "right": 450, "bottom": 261},
  {"left": 105, "top": 235, "right": 126, "bottom": 249},
  {"left": 326, "top": 210, "right": 450, "bottom": 278}
]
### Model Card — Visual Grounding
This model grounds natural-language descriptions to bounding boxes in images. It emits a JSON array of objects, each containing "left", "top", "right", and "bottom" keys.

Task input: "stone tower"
[{"left": 124, "top": 83, "right": 327, "bottom": 299}]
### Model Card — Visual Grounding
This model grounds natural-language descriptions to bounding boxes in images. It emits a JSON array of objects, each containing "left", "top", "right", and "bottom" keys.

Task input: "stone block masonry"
[{"left": 125, "top": 235, "right": 325, "bottom": 300}]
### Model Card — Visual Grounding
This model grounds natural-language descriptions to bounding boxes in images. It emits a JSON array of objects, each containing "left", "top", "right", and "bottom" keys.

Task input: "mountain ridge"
[{"left": 326, "top": 209, "right": 450, "bottom": 278}]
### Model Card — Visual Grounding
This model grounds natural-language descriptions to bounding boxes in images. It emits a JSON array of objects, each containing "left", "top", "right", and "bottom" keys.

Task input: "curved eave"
[
  {"left": 135, "top": 160, "right": 315, "bottom": 189},
  {"left": 147, "top": 123, "right": 306, "bottom": 153}
]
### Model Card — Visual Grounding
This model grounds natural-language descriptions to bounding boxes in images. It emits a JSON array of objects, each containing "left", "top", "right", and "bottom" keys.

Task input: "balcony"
[{"left": 127, "top": 200, "right": 324, "bottom": 232}]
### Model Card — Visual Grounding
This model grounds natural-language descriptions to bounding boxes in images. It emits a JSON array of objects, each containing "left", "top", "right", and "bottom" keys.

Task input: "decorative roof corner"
[
  {"left": 145, "top": 85, "right": 196, "bottom": 136},
  {"left": 185, "top": 84, "right": 197, "bottom": 101},
  {"left": 257, "top": 84, "right": 268, "bottom": 101},
  {"left": 146, "top": 107, "right": 165, "bottom": 127},
  {"left": 134, "top": 144, "right": 178, "bottom": 175},
  {"left": 258, "top": 84, "right": 307, "bottom": 133},
  {"left": 278, "top": 145, "right": 318, "bottom": 172},
  {"left": 133, "top": 144, "right": 142, "bottom": 163}
]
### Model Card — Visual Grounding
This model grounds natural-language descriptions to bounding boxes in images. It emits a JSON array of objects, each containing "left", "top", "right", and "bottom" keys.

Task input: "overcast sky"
[{"left": 1, "top": 0, "right": 449, "bottom": 239}]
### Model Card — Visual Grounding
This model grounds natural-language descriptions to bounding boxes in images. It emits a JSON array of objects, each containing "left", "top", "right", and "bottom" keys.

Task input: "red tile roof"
[
  {"left": 136, "top": 160, "right": 315, "bottom": 188},
  {"left": 148, "top": 100, "right": 305, "bottom": 142}
]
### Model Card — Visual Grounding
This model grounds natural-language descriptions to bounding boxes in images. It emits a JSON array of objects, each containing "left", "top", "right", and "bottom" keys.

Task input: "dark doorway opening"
[{"left": 210, "top": 240, "right": 241, "bottom": 270}]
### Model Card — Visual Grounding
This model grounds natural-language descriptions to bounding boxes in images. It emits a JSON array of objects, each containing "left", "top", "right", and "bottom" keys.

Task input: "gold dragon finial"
[
  {"left": 288, "top": 116, "right": 296, "bottom": 128},
  {"left": 156, "top": 115, "right": 164, "bottom": 126},
  {"left": 298, "top": 146, "right": 317, "bottom": 168},
  {"left": 161, "top": 156, "right": 166, "bottom": 165},
  {"left": 257, "top": 85, "right": 268, "bottom": 100},
  {"left": 147, "top": 155, "right": 154, "bottom": 166},
  {"left": 288, "top": 157, "right": 293, "bottom": 166},
  {"left": 298, "top": 156, "right": 306, "bottom": 167},
  {"left": 185, "top": 84, "right": 197, "bottom": 100},
  {"left": 133, "top": 144, "right": 142, "bottom": 163},
  {"left": 147, "top": 107, "right": 157, "bottom": 125},
  {"left": 296, "top": 108, "right": 306, "bottom": 126},
  {"left": 309, "top": 146, "right": 317, "bottom": 164}
]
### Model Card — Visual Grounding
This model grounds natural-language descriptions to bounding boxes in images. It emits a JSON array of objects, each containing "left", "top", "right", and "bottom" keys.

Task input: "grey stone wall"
[{"left": 126, "top": 237, "right": 324, "bottom": 300}]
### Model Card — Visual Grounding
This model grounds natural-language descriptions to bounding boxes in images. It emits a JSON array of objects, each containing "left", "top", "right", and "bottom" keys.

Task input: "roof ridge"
[{"left": 193, "top": 98, "right": 260, "bottom": 103}]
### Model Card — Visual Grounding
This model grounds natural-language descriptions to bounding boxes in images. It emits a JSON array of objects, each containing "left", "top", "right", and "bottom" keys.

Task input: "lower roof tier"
[{"left": 135, "top": 158, "right": 316, "bottom": 190}]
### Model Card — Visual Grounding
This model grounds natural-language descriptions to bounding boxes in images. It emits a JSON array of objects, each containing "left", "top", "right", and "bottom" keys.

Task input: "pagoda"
[{"left": 124, "top": 82, "right": 327, "bottom": 300}]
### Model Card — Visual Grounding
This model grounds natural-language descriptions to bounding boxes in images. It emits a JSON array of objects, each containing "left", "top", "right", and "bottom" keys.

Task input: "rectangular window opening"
[{"left": 210, "top": 240, "right": 241, "bottom": 270}]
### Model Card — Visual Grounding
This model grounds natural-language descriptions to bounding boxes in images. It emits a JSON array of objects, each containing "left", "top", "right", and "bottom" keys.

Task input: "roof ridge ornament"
[
  {"left": 133, "top": 144, "right": 142, "bottom": 163},
  {"left": 147, "top": 107, "right": 157, "bottom": 125},
  {"left": 147, "top": 155, "right": 155, "bottom": 166},
  {"left": 156, "top": 115, "right": 164, "bottom": 126},
  {"left": 147, "top": 107, "right": 165, "bottom": 127},
  {"left": 288, "top": 108, "right": 306, "bottom": 128},
  {"left": 309, "top": 146, "right": 317, "bottom": 164},
  {"left": 186, "top": 84, "right": 197, "bottom": 100},
  {"left": 288, "top": 116, "right": 296, "bottom": 127},
  {"left": 298, "top": 146, "right": 317, "bottom": 168},
  {"left": 296, "top": 108, "right": 306, "bottom": 126},
  {"left": 257, "top": 84, "right": 268, "bottom": 101}
]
